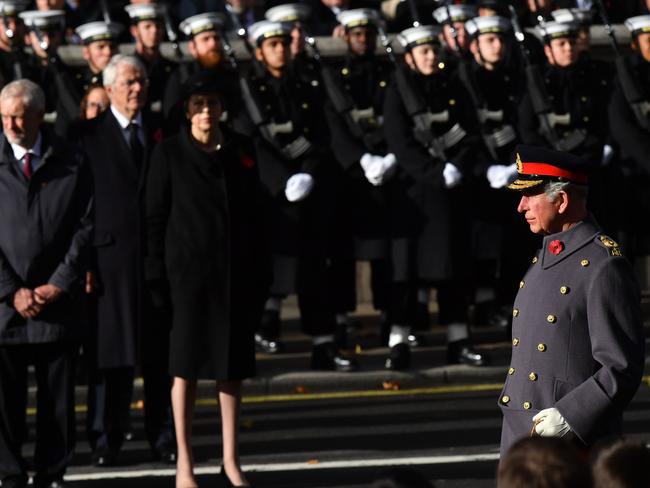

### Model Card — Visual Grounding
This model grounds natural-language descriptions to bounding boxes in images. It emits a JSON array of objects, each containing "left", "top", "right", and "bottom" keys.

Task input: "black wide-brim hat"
[
  {"left": 182, "top": 70, "right": 226, "bottom": 101},
  {"left": 507, "top": 144, "right": 590, "bottom": 191}
]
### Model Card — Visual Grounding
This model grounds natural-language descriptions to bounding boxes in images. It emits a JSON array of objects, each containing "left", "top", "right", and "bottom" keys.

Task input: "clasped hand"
[{"left": 13, "top": 284, "right": 63, "bottom": 319}]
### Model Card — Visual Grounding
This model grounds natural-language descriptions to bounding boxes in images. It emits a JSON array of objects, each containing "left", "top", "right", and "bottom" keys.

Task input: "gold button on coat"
[
  {"left": 537, "top": 343, "right": 546, "bottom": 352},
  {"left": 519, "top": 281, "right": 525, "bottom": 289},
  {"left": 523, "top": 402, "right": 532, "bottom": 410},
  {"left": 513, "top": 338, "right": 520, "bottom": 346},
  {"left": 502, "top": 395, "right": 510, "bottom": 404},
  {"left": 529, "top": 372, "right": 538, "bottom": 381},
  {"left": 547, "top": 314, "right": 557, "bottom": 323},
  {"left": 532, "top": 256, "right": 538, "bottom": 263},
  {"left": 581, "top": 259, "right": 590, "bottom": 267},
  {"left": 508, "top": 367, "right": 515, "bottom": 375},
  {"left": 513, "top": 309, "right": 519, "bottom": 318},
  {"left": 560, "top": 286, "right": 569, "bottom": 294}
]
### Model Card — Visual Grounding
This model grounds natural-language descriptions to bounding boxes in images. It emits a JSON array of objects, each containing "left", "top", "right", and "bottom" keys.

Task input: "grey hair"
[
  {"left": 102, "top": 54, "right": 147, "bottom": 87},
  {"left": 0, "top": 79, "right": 46, "bottom": 114},
  {"left": 544, "top": 181, "right": 588, "bottom": 202}
]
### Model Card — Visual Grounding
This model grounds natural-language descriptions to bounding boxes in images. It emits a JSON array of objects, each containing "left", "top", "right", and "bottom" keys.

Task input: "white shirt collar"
[
  {"left": 11, "top": 132, "right": 42, "bottom": 161},
  {"left": 110, "top": 105, "right": 143, "bottom": 129}
]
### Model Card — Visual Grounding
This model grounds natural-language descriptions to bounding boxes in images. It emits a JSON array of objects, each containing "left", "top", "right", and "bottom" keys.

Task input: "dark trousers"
[
  {"left": 86, "top": 366, "right": 134, "bottom": 454},
  {"left": 0, "top": 342, "right": 76, "bottom": 483}
]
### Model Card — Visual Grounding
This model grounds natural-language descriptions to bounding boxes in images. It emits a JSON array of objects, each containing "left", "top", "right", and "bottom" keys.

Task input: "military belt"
[{"left": 486, "top": 125, "right": 517, "bottom": 149}]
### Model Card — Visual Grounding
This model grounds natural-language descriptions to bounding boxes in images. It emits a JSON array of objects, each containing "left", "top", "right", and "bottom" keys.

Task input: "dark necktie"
[
  {"left": 128, "top": 122, "right": 144, "bottom": 167},
  {"left": 22, "top": 152, "right": 32, "bottom": 180}
]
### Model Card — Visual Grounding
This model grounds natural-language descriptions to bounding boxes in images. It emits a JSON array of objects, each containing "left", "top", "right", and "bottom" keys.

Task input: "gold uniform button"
[
  {"left": 529, "top": 372, "right": 538, "bottom": 381},
  {"left": 560, "top": 286, "right": 569, "bottom": 294},
  {"left": 537, "top": 343, "right": 546, "bottom": 352},
  {"left": 523, "top": 402, "right": 532, "bottom": 410},
  {"left": 508, "top": 367, "right": 515, "bottom": 375},
  {"left": 302, "top": 103, "right": 309, "bottom": 109},
  {"left": 519, "top": 281, "right": 525, "bottom": 289},
  {"left": 532, "top": 256, "right": 538, "bottom": 264},
  {"left": 581, "top": 96, "right": 587, "bottom": 102},
  {"left": 341, "top": 68, "right": 349, "bottom": 75},
  {"left": 512, "top": 338, "right": 520, "bottom": 346},
  {"left": 449, "top": 99, "right": 456, "bottom": 106},
  {"left": 513, "top": 309, "right": 519, "bottom": 318},
  {"left": 581, "top": 259, "right": 590, "bottom": 267},
  {"left": 547, "top": 314, "right": 557, "bottom": 324},
  {"left": 501, "top": 395, "right": 510, "bottom": 404},
  {"left": 260, "top": 85, "right": 267, "bottom": 92},
  {"left": 379, "top": 80, "right": 387, "bottom": 87}
]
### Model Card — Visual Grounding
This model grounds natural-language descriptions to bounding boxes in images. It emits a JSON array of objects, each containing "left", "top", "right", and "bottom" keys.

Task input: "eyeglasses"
[{"left": 115, "top": 78, "right": 149, "bottom": 89}]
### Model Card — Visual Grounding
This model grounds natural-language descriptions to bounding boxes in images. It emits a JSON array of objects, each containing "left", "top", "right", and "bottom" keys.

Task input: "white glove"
[
  {"left": 601, "top": 144, "right": 614, "bottom": 167},
  {"left": 533, "top": 408, "right": 572, "bottom": 438},
  {"left": 285, "top": 173, "right": 314, "bottom": 202},
  {"left": 365, "top": 153, "right": 398, "bottom": 186},
  {"left": 486, "top": 163, "right": 518, "bottom": 189},
  {"left": 443, "top": 162, "right": 462, "bottom": 189}
]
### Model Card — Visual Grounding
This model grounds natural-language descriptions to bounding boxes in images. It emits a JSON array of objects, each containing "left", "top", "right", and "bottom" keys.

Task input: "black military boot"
[
  {"left": 385, "top": 343, "right": 411, "bottom": 370},
  {"left": 255, "top": 310, "right": 283, "bottom": 354},
  {"left": 311, "top": 342, "right": 358, "bottom": 372},
  {"left": 447, "top": 339, "right": 488, "bottom": 367}
]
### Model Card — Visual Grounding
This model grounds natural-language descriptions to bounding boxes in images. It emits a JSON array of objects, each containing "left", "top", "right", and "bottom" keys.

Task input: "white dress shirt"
[{"left": 110, "top": 105, "right": 144, "bottom": 147}]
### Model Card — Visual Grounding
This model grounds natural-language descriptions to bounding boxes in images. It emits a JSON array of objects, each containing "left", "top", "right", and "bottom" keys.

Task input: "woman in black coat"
[{"left": 145, "top": 72, "right": 269, "bottom": 488}]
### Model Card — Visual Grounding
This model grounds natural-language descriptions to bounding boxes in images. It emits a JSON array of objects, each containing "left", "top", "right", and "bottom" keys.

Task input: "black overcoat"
[
  {"left": 78, "top": 109, "right": 153, "bottom": 368},
  {"left": 145, "top": 128, "right": 269, "bottom": 380},
  {"left": 0, "top": 130, "right": 93, "bottom": 344}
]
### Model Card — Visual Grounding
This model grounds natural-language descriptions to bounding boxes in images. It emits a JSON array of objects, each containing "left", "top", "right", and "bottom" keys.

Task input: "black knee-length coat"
[{"left": 145, "top": 128, "right": 270, "bottom": 380}]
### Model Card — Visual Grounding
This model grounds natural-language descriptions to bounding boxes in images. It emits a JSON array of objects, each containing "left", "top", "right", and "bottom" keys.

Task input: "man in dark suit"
[
  {"left": 498, "top": 145, "right": 645, "bottom": 457},
  {"left": 0, "top": 79, "right": 93, "bottom": 488},
  {"left": 79, "top": 54, "right": 174, "bottom": 467}
]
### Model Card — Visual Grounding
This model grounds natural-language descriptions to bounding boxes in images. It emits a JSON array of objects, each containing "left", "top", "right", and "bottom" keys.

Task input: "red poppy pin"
[
  {"left": 153, "top": 129, "right": 163, "bottom": 143},
  {"left": 549, "top": 240, "right": 564, "bottom": 255},
  {"left": 240, "top": 153, "right": 255, "bottom": 168}
]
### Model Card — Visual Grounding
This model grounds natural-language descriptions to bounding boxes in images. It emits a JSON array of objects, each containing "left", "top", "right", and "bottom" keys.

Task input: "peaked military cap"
[
  {"left": 507, "top": 145, "right": 589, "bottom": 191},
  {"left": 537, "top": 21, "right": 579, "bottom": 42},
  {"left": 433, "top": 4, "right": 477, "bottom": 24},
  {"left": 19, "top": 10, "right": 65, "bottom": 32},
  {"left": 398, "top": 25, "right": 441, "bottom": 50},
  {"left": 0, "top": 0, "right": 29, "bottom": 16},
  {"left": 179, "top": 13, "right": 224, "bottom": 38},
  {"left": 465, "top": 15, "right": 511, "bottom": 39},
  {"left": 265, "top": 3, "right": 311, "bottom": 23},
  {"left": 337, "top": 8, "right": 382, "bottom": 30},
  {"left": 551, "top": 8, "right": 593, "bottom": 27},
  {"left": 248, "top": 20, "right": 291, "bottom": 46},
  {"left": 76, "top": 21, "right": 123, "bottom": 45},
  {"left": 625, "top": 15, "right": 650, "bottom": 37},
  {"left": 125, "top": 4, "right": 166, "bottom": 24}
]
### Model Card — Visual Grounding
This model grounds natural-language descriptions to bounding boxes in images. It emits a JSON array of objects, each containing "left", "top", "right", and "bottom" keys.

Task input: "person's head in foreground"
[{"left": 592, "top": 439, "right": 650, "bottom": 488}]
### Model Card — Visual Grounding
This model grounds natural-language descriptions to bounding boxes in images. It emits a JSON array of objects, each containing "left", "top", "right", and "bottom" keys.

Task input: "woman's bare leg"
[
  {"left": 219, "top": 380, "right": 249, "bottom": 486},
  {"left": 173, "top": 377, "right": 197, "bottom": 488}
]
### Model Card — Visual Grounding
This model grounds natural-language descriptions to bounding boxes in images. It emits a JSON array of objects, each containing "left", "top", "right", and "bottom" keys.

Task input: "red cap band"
[{"left": 521, "top": 161, "right": 588, "bottom": 184}]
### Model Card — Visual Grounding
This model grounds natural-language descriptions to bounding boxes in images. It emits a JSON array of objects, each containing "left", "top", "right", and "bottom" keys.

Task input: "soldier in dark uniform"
[
  {"left": 550, "top": 8, "right": 594, "bottom": 57},
  {"left": 162, "top": 12, "right": 240, "bottom": 136},
  {"left": 125, "top": 4, "right": 177, "bottom": 132},
  {"left": 244, "top": 20, "right": 357, "bottom": 371},
  {"left": 517, "top": 20, "right": 613, "bottom": 224},
  {"left": 433, "top": 4, "right": 477, "bottom": 68},
  {"left": 383, "top": 25, "right": 488, "bottom": 369},
  {"left": 498, "top": 145, "right": 645, "bottom": 457},
  {"left": 55, "top": 20, "right": 122, "bottom": 137},
  {"left": 607, "top": 15, "right": 650, "bottom": 257},
  {"left": 319, "top": 8, "right": 396, "bottom": 348},
  {"left": 0, "top": 1, "right": 32, "bottom": 84},
  {"left": 19, "top": 10, "right": 66, "bottom": 126}
]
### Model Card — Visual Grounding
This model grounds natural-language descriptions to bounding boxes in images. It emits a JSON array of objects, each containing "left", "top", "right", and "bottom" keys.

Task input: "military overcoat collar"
[{"left": 540, "top": 215, "right": 600, "bottom": 270}]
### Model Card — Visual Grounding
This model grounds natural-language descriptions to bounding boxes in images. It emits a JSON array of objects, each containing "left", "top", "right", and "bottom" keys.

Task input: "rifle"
[
  {"left": 1, "top": 10, "right": 23, "bottom": 79},
  {"left": 594, "top": 0, "right": 649, "bottom": 130},
  {"left": 221, "top": 29, "right": 313, "bottom": 160},
  {"left": 163, "top": 8, "right": 189, "bottom": 81},
  {"left": 99, "top": 0, "right": 111, "bottom": 23}
]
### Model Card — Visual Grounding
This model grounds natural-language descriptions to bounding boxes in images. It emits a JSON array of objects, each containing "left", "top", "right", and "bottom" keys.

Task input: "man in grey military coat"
[{"left": 499, "top": 145, "right": 645, "bottom": 457}]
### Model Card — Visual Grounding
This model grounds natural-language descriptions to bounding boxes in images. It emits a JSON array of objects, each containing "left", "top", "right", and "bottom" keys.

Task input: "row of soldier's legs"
[{"left": 0, "top": 342, "right": 76, "bottom": 485}]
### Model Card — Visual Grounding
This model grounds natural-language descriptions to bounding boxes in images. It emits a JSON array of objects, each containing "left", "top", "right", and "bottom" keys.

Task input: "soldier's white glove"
[
  {"left": 443, "top": 162, "right": 462, "bottom": 189},
  {"left": 285, "top": 173, "right": 314, "bottom": 202},
  {"left": 486, "top": 163, "right": 518, "bottom": 189},
  {"left": 533, "top": 408, "right": 572, "bottom": 437},
  {"left": 364, "top": 153, "right": 398, "bottom": 186},
  {"left": 601, "top": 144, "right": 614, "bottom": 167}
]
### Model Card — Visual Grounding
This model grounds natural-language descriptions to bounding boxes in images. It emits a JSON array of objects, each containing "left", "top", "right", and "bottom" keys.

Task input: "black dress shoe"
[
  {"left": 254, "top": 333, "right": 283, "bottom": 354},
  {"left": 447, "top": 340, "right": 488, "bottom": 367},
  {"left": 92, "top": 448, "right": 118, "bottom": 467},
  {"left": 385, "top": 343, "right": 411, "bottom": 370},
  {"left": 1, "top": 475, "right": 28, "bottom": 488},
  {"left": 153, "top": 445, "right": 177, "bottom": 465},
  {"left": 311, "top": 342, "right": 358, "bottom": 372}
]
